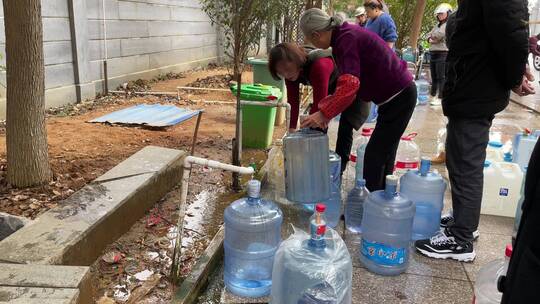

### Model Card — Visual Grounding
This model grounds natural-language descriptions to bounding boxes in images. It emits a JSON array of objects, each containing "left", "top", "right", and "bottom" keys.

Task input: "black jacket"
[
  {"left": 500, "top": 140, "right": 540, "bottom": 303},
  {"left": 442, "top": 0, "right": 529, "bottom": 118}
]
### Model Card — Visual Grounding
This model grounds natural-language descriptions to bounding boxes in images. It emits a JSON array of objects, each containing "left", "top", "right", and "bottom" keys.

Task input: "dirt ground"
[
  {"left": 0, "top": 66, "right": 256, "bottom": 219},
  {"left": 0, "top": 65, "right": 284, "bottom": 303}
]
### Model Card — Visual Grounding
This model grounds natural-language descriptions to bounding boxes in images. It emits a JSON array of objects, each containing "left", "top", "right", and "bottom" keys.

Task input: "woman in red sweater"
[{"left": 268, "top": 43, "right": 369, "bottom": 172}]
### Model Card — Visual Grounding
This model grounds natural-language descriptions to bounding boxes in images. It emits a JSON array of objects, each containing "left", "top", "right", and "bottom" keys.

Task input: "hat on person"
[
  {"left": 355, "top": 7, "right": 366, "bottom": 17},
  {"left": 434, "top": 3, "right": 452, "bottom": 15}
]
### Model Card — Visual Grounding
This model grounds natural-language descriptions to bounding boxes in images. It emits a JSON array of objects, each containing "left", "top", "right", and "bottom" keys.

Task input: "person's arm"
[
  {"left": 318, "top": 75, "right": 360, "bottom": 119},
  {"left": 301, "top": 33, "right": 361, "bottom": 129},
  {"left": 430, "top": 23, "right": 446, "bottom": 44},
  {"left": 308, "top": 57, "right": 334, "bottom": 112},
  {"left": 382, "top": 15, "right": 398, "bottom": 48},
  {"left": 285, "top": 80, "right": 301, "bottom": 130},
  {"left": 482, "top": 0, "right": 529, "bottom": 89}
]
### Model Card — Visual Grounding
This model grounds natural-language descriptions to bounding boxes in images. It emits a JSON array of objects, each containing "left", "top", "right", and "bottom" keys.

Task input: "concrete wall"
[{"left": 0, "top": 0, "right": 226, "bottom": 118}]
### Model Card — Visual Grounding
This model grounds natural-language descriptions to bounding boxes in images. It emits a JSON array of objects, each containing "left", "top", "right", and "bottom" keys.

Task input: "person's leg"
[
  {"left": 335, "top": 117, "right": 354, "bottom": 173},
  {"left": 429, "top": 56, "right": 438, "bottom": 97},
  {"left": 446, "top": 116, "right": 493, "bottom": 243},
  {"left": 363, "top": 83, "right": 417, "bottom": 191}
]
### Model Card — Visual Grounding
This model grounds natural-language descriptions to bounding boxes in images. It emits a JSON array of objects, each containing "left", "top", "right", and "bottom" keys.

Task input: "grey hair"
[{"left": 299, "top": 8, "right": 344, "bottom": 36}]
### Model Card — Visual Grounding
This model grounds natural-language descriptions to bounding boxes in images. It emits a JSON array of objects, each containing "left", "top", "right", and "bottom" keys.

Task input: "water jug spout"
[
  {"left": 385, "top": 175, "right": 399, "bottom": 197},
  {"left": 419, "top": 157, "right": 431, "bottom": 176},
  {"left": 247, "top": 180, "right": 261, "bottom": 201}
]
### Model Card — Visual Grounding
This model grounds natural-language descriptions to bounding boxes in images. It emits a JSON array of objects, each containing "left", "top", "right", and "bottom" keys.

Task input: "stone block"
[
  {"left": 171, "top": 33, "right": 216, "bottom": 50},
  {"left": 88, "top": 39, "right": 121, "bottom": 61},
  {"left": 148, "top": 21, "right": 215, "bottom": 37},
  {"left": 118, "top": 1, "right": 171, "bottom": 21},
  {"left": 45, "top": 63, "right": 75, "bottom": 89},
  {"left": 44, "top": 41, "right": 73, "bottom": 65},
  {"left": 43, "top": 17, "right": 72, "bottom": 42},
  {"left": 120, "top": 36, "right": 171, "bottom": 56},
  {"left": 42, "top": 0, "right": 70, "bottom": 17},
  {"left": 0, "top": 146, "right": 185, "bottom": 266},
  {"left": 86, "top": 0, "right": 120, "bottom": 19},
  {"left": 88, "top": 20, "right": 149, "bottom": 40}
]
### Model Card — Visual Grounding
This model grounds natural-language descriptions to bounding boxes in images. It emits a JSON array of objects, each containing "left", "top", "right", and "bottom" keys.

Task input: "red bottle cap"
[
  {"left": 505, "top": 244, "right": 513, "bottom": 258},
  {"left": 316, "top": 203, "right": 326, "bottom": 213}
]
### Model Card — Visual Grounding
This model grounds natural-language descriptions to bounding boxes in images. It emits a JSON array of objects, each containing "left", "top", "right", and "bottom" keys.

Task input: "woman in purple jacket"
[{"left": 299, "top": 8, "right": 416, "bottom": 191}]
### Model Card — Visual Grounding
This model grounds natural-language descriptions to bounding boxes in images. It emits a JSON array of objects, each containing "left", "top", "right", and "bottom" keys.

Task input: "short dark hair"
[
  {"left": 364, "top": 0, "right": 383, "bottom": 10},
  {"left": 268, "top": 43, "right": 308, "bottom": 81}
]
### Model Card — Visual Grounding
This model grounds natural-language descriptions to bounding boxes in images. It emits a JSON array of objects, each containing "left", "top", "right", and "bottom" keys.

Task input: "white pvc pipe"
[{"left": 171, "top": 156, "right": 255, "bottom": 280}]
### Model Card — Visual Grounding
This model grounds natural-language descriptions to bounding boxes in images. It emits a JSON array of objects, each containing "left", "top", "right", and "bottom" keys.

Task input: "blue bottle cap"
[
  {"left": 356, "top": 178, "right": 366, "bottom": 187},
  {"left": 484, "top": 161, "right": 492, "bottom": 168},
  {"left": 488, "top": 141, "right": 503, "bottom": 148},
  {"left": 247, "top": 180, "right": 261, "bottom": 198},
  {"left": 419, "top": 157, "right": 431, "bottom": 176}
]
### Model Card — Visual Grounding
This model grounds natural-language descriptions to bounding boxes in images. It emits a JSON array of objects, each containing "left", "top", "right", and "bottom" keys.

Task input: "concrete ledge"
[
  {"left": 174, "top": 226, "right": 225, "bottom": 304},
  {"left": 0, "top": 263, "right": 91, "bottom": 304},
  {"left": 0, "top": 146, "right": 185, "bottom": 266},
  {"left": 0, "top": 287, "right": 79, "bottom": 304}
]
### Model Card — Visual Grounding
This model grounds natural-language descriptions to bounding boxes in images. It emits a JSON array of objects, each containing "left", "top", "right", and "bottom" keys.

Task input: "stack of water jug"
[{"left": 223, "top": 125, "right": 539, "bottom": 302}]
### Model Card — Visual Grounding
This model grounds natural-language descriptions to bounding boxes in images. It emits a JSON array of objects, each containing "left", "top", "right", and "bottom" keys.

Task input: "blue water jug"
[
  {"left": 400, "top": 158, "right": 446, "bottom": 240},
  {"left": 324, "top": 152, "right": 342, "bottom": 228},
  {"left": 416, "top": 78, "right": 430, "bottom": 105},
  {"left": 345, "top": 179, "right": 369, "bottom": 235},
  {"left": 360, "top": 175, "right": 415, "bottom": 276},
  {"left": 224, "top": 180, "right": 283, "bottom": 297}
]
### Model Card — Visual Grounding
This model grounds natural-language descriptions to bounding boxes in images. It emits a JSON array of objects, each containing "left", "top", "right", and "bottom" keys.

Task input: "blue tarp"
[{"left": 89, "top": 104, "right": 200, "bottom": 128}]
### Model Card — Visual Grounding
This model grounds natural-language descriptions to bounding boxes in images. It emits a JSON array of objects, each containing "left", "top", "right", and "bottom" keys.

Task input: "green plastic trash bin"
[
  {"left": 248, "top": 58, "right": 287, "bottom": 126},
  {"left": 230, "top": 84, "right": 282, "bottom": 149}
]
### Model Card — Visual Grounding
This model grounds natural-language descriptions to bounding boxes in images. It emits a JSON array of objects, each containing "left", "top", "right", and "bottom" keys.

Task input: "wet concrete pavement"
[{"left": 198, "top": 102, "right": 540, "bottom": 304}]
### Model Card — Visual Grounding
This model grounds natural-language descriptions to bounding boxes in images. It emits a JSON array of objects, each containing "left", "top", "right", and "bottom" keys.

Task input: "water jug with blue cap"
[
  {"left": 224, "top": 179, "right": 283, "bottom": 297},
  {"left": 360, "top": 175, "right": 415, "bottom": 276},
  {"left": 400, "top": 157, "right": 447, "bottom": 240}
]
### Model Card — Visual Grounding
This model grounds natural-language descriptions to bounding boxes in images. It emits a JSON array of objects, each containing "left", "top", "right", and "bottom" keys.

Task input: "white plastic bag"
[{"left": 270, "top": 227, "right": 353, "bottom": 304}]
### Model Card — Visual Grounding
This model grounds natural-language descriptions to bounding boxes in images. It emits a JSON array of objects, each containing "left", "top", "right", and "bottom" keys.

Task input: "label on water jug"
[
  {"left": 361, "top": 239, "right": 406, "bottom": 266},
  {"left": 499, "top": 188, "right": 509, "bottom": 196},
  {"left": 394, "top": 161, "right": 419, "bottom": 170}
]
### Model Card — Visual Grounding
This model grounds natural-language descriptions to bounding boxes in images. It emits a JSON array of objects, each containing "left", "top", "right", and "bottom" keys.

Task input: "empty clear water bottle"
[
  {"left": 345, "top": 179, "right": 369, "bottom": 236},
  {"left": 324, "top": 152, "right": 342, "bottom": 228},
  {"left": 355, "top": 128, "right": 373, "bottom": 181},
  {"left": 270, "top": 205, "right": 352, "bottom": 303},
  {"left": 395, "top": 133, "right": 420, "bottom": 178},
  {"left": 224, "top": 180, "right": 283, "bottom": 297},
  {"left": 360, "top": 175, "right": 415, "bottom": 276},
  {"left": 400, "top": 158, "right": 447, "bottom": 240},
  {"left": 473, "top": 245, "right": 512, "bottom": 304}
]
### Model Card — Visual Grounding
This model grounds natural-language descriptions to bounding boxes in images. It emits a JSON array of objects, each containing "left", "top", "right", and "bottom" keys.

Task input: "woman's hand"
[{"left": 300, "top": 111, "right": 330, "bottom": 129}]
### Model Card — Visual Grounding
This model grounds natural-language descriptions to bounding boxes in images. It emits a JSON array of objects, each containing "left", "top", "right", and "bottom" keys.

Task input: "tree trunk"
[
  {"left": 409, "top": 0, "right": 427, "bottom": 51},
  {"left": 232, "top": 59, "right": 243, "bottom": 191},
  {"left": 4, "top": 0, "right": 51, "bottom": 187}
]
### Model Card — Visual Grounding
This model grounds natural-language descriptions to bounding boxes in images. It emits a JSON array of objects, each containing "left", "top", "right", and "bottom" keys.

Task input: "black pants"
[
  {"left": 363, "top": 83, "right": 417, "bottom": 191},
  {"left": 501, "top": 140, "right": 540, "bottom": 303},
  {"left": 430, "top": 51, "right": 448, "bottom": 98},
  {"left": 445, "top": 116, "right": 494, "bottom": 244}
]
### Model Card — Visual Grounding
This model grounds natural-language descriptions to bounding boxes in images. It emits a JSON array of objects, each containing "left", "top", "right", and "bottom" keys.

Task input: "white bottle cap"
[{"left": 247, "top": 180, "right": 261, "bottom": 198}]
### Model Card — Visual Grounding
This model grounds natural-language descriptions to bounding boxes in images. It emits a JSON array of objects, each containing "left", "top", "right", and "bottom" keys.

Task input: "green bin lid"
[
  {"left": 230, "top": 83, "right": 282, "bottom": 101},
  {"left": 247, "top": 57, "right": 268, "bottom": 65}
]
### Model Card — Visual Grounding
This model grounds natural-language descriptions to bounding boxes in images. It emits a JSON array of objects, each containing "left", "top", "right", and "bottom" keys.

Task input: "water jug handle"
[{"left": 401, "top": 132, "right": 418, "bottom": 140}]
